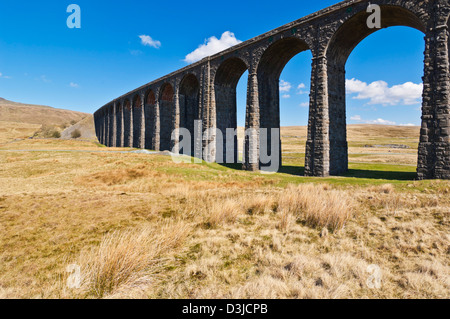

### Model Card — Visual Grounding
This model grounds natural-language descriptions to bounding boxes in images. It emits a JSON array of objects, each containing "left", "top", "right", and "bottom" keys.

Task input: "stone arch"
[
  {"left": 159, "top": 83, "right": 175, "bottom": 151},
  {"left": 325, "top": 4, "right": 426, "bottom": 175},
  {"left": 132, "top": 94, "right": 144, "bottom": 149},
  {"left": 144, "top": 89, "right": 156, "bottom": 150},
  {"left": 123, "top": 99, "right": 132, "bottom": 147},
  {"left": 214, "top": 57, "right": 249, "bottom": 163},
  {"left": 179, "top": 74, "right": 200, "bottom": 156},
  {"left": 115, "top": 101, "right": 123, "bottom": 147},
  {"left": 326, "top": 5, "right": 426, "bottom": 66},
  {"left": 256, "top": 37, "right": 311, "bottom": 170}
]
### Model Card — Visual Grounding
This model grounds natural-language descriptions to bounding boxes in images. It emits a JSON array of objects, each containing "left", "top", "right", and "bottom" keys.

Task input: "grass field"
[{"left": 0, "top": 123, "right": 448, "bottom": 299}]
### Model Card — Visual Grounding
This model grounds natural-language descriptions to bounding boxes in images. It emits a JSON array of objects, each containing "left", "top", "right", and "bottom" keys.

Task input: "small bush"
[
  {"left": 71, "top": 129, "right": 82, "bottom": 139},
  {"left": 39, "top": 125, "right": 61, "bottom": 138},
  {"left": 52, "top": 131, "right": 61, "bottom": 138}
]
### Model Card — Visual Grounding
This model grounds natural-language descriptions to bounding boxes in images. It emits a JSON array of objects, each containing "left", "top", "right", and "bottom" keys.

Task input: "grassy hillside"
[
  {"left": 0, "top": 127, "right": 448, "bottom": 299},
  {"left": 0, "top": 98, "right": 95, "bottom": 143},
  {"left": 0, "top": 98, "right": 88, "bottom": 127}
]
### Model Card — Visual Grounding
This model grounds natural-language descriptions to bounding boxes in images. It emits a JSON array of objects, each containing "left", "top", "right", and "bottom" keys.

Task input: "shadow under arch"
[
  {"left": 325, "top": 5, "right": 426, "bottom": 176},
  {"left": 179, "top": 74, "right": 200, "bottom": 156},
  {"left": 144, "top": 89, "right": 156, "bottom": 150},
  {"left": 159, "top": 83, "right": 175, "bottom": 152},
  {"left": 214, "top": 57, "right": 249, "bottom": 163},
  {"left": 256, "top": 37, "right": 312, "bottom": 172}
]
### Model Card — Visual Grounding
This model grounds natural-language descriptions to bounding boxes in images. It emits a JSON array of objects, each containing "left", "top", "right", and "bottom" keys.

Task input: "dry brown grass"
[
  {"left": 65, "top": 221, "right": 190, "bottom": 298},
  {"left": 0, "top": 121, "right": 42, "bottom": 144},
  {"left": 0, "top": 133, "right": 448, "bottom": 299},
  {"left": 206, "top": 199, "right": 244, "bottom": 228},
  {"left": 278, "top": 184, "right": 355, "bottom": 231}
]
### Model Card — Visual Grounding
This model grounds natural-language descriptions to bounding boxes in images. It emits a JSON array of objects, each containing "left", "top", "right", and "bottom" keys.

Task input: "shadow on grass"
[
  {"left": 219, "top": 163, "right": 305, "bottom": 176},
  {"left": 219, "top": 163, "right": 416, "bottom": 181},
  {"left": 344, "top": 169, "right": 416, "bottom": 181}
]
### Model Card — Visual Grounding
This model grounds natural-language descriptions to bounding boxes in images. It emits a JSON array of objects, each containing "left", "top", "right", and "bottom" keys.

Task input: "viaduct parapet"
[{"left": 94, "top": 0, "right": 450, "bottom": 179}]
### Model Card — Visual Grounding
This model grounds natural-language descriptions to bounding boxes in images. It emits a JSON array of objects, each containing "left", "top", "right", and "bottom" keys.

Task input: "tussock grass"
[
  {"left": 206, "top": 199, "right": 244, "bottom": 228},
  {"left": 68, "top": 221, "right": 190, "bottom": 298},
  {"left": 278, "top": 184, "right": 355, "bottom": 231},
  {"left": 369, "top": 184, "right": 395, "bottom": 194}
]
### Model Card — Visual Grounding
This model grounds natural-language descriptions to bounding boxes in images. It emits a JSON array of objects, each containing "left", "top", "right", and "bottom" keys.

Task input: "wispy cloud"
[
  {"left": 139, "top": 35, "right": 161, "bottom": 49},
  {"left": 279, "top": 80, "right": 292, "bottom": 93},
  {"left": 184, "top": 31, "right": 242, "bottom": 63},
  {"left": 350, "top": 115, "right": 415, "bottom": 126},
  {"left": 297, "top": 83, "right": 307, "bottom": 94},
  {"left": 282, "top": 94, "right": 291, "bottom": 99},
  {"left": 130, "top": 49, "right": 143, "bottom": 56},
  {"left": 69, "top": 82, "right": 79, "bottom": 88},
  {"left": 0, "top": 72, "right": 11, "bottom": 79},
  {"left": 40, "top": 75, "right": 51, "bottom": 83},
  {"left": 299, "top": 102, "right": 309, "bottom": 108},
  {"left": 346, "top": 78, "right": 423, "bottom": 106}
]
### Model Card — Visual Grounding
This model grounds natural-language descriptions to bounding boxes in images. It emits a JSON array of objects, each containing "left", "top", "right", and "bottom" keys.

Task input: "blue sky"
[{"left": 0, "top": 0, "right": 424, "bottom": 127}]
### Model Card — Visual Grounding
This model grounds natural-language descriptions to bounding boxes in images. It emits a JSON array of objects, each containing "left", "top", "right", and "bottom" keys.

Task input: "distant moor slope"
[{"left": 0, "top": 98, "right": 89, "bottom": 126}]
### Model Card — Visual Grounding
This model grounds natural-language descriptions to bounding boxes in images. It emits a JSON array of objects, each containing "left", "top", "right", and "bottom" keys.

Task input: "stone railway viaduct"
[{"left": 94, "top": 0, "right": 450, "bottom": 179}]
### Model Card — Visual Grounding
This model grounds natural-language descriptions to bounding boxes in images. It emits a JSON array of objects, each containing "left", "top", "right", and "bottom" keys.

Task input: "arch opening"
[
  {"left": 144, "top": 89, "right": 156, "bottom": 150},
  {"left": 214, "top": 57, "right": 248, "bottom": 164},
  {"left": 326, "top": 5, "right": 426, "bottom": 176},
  {"left": 257, "top": 37, "right": 311, "bottom": 171},
  {"left": 179, "top": 74, "right": 200, "bottom": 157},
  {"left": 159, "top": 83, "right": 175, "bottom": 152}
]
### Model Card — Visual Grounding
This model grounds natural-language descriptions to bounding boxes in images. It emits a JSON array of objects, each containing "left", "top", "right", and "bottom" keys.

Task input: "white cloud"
[
  {"left": 139, "top": 35, "right": 161, "bottom": 49},
  {"left": 368, "top": 118, "right": 397, "bottom": 125},
  {"left": 296, "top": 83, "right": 308, "bottom": 95},
  {"left": 69, "top": 82, "right": 79, "bottom": 88},
  {"left": 350, "top": 115, "right": 396, "bottom": 126},
  {"left": 40, "top": 75, "right": 51, "bottom": 83},
  {"left": 350, "top": 115, "right": 362, "bottom": 121},
  {"left": 282, "top": 94, "right": 291, "bottom": 99},
  {"left": 184, "top": 31, "right": 242, "bottom": 63},
  {"left": 279, "top": 80, "right": 292, "bottom": 93},
  {"left": 346, "top": 78, "right": 423, "bottom": 106},
  {"left": 0, "top": 72, "right": 11, "bottom": 79},
  {"left": 350, "top": 115, "right": 418, "bottom": 126},
  {"left": 299, "top": 102, "right": 309, "bottom": 108}
]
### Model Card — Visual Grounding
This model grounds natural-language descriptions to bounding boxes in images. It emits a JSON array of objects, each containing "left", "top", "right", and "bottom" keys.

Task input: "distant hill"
[
  {"left": 0, "top": 98, "right": 97, "bottom": 143},
  {"left": 0, "top": 98, "right": 89, "bottom": 126}
]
